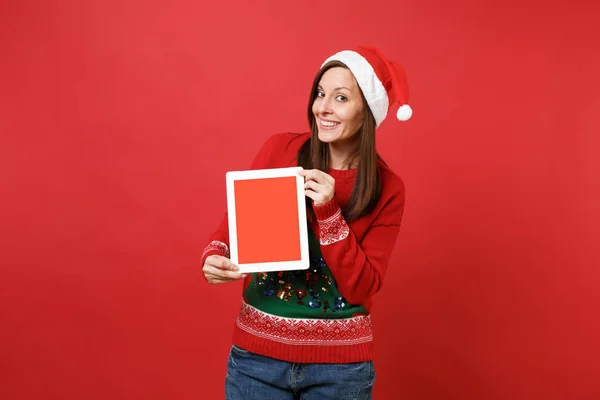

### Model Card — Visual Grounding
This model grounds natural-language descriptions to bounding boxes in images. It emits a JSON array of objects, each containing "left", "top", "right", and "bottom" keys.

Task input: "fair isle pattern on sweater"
[
  {"left": 236, "top": 301, "right": 373, "bottom": 346},
  {"left": 202, "top": 240, "right": 230, "bottom": 260},
  {"left": 317, "top": 208, "right": 350, "bottom": 245}
]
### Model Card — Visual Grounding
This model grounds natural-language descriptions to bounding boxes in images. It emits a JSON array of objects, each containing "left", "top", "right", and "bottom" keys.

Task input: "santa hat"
[{"left": 321, "top": 46, "right": 412, "bottom": 127}]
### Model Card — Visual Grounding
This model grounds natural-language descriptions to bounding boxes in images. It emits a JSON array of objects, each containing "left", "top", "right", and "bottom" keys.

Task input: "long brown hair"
[{"left": 297, "top": 60, "right": 382, "bottom": 222}]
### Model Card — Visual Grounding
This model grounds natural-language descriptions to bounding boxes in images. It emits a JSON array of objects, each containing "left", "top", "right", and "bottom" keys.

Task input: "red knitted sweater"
[{"left": 201, "top": 132, "right": 405, "bottom": 363}]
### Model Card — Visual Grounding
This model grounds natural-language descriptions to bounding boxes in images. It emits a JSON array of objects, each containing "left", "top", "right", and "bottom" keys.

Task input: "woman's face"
[{"left": 312, "top": 67, "right": 365, "bottom": 147}]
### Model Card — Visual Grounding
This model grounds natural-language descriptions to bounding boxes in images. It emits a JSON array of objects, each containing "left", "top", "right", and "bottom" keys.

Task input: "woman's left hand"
[{"left": 299, "top": 169, "right": 335, "bottom": 206}]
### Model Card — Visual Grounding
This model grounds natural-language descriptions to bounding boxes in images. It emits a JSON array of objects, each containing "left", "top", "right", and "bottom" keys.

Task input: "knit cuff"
[
  {"left": 313, "top": 197, "right": 341, "bottom": 221},
  {"left": 313, "top": 198, "right": 350, "bottom": 245}
]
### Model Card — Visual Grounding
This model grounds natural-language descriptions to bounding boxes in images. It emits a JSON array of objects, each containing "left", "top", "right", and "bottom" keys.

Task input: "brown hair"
[{"left": 297, "top": 60, "right": 382, "bottom": 222}]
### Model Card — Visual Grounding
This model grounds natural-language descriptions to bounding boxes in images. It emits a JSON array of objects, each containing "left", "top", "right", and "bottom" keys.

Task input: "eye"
[
  {"left": 316, "top": 91, "right": 325, "bottom": 98},
  {"left": 336, "top": 95, "right": 347, "bottom": 102}
]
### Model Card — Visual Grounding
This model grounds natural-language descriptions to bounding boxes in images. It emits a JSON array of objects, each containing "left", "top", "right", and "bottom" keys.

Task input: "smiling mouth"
[{"left": 319, "top": 119, "right": 340, "bottom": 128}]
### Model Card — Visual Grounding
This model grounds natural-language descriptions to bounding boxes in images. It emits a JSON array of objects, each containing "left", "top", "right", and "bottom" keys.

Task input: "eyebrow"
[{"left": 318, "top": 85, "right": 351, "bottom": 92}]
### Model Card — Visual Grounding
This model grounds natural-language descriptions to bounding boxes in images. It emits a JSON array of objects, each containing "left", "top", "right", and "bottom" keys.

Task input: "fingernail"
[{"left": 241, "top": 274, "right": 248, "bottom": 278}]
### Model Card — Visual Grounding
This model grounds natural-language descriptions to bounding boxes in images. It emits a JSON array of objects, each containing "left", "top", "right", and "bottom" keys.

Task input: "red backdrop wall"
[{"left": 1, "top": 1, "right": 599, "bottom": 399}]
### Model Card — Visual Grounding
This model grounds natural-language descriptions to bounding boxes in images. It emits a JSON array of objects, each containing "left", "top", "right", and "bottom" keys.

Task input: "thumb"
[{"left": 223, "top": 258, "right": 239, "bottom": 271}]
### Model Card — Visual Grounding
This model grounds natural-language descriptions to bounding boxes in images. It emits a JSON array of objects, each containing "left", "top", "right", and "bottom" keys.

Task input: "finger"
[
  {"left": 304, "top": 189, "right": 324, "bottom": 204},
  {"left": 207, "top": 272, "right": 248, "bottom": 284},
  {"left": 305, "top": 180, "right": 334, "bottom": 201},
  {"left": 203, "top": 265, "right": 247, "bottom": 281},
  {"left": 221, "top": 270, "right": 247, "bottom": 280},
  {"left": 310, "top": 170, "right": 326, "bottom": 183},
  {"left": 219, "top": 259, "right": 240, "bottom": 271},
  {"left": 299, "top": 169, "right": 322, "bottom": 183},
  {"left": 205, "top": 272, "right": 228, "bottom": 284},
  {"left": 208, "top": 275, "right": 241, "bottom": 284},
  {"left": 203, "top": 264, "right": 235, "bottom": 279},
  {"left": 323, "top": 173, "right": 335, "bottom": 186},
  {"left": 304, "top": 179, "right": 325, "bottom": 193},
  {"left": 207, "top": 256, "right": 239, "bottom": 271},
  {"left": 304, "top": 189, "right": 317, "bottom": 202},
  {"left": 307, "top": 169, "right": 334, "bottom": 186}
]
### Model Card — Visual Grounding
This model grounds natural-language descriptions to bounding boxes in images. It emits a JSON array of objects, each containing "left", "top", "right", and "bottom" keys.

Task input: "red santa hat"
[{"left": 321, "top": 46, "right": 412, "bottom": 127}]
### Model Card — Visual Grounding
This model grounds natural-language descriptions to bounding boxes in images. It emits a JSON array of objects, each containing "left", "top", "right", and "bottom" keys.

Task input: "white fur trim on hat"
[{"left": 322, "top": 50, "right": 389, "bottom": 127}]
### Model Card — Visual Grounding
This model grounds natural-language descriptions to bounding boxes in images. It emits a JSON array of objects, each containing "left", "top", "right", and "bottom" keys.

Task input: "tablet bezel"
[{"left": 225, "top": 166, "right": 310, "bottom": 273}]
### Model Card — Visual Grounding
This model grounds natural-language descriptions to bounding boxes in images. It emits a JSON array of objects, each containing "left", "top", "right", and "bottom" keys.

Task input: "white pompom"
[{"left": 396, "top": 104, "right": 413, "bottom": 121}]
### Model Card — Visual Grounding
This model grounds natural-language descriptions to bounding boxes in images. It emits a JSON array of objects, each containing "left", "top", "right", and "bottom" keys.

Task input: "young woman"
[{"left": 201, "top": 46, "right": 412, "bottom": 399}]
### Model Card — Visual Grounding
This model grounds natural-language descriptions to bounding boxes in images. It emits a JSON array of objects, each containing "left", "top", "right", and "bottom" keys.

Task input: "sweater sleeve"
[
  {"left": 200, "top": 134, "right": 277, "bottom": 270},
  {"left": 312, "top": 187, "right": 405, "bottom": 305}
]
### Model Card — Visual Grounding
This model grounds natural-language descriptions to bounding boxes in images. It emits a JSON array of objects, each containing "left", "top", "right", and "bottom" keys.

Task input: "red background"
[{"left": 1, "top": 1, "right": 599, "bottom": 399}]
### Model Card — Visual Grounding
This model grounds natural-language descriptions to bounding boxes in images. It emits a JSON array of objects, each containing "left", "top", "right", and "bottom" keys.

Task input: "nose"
[{"left": 316, "top": 95, "right": 333, "bottom": 115}]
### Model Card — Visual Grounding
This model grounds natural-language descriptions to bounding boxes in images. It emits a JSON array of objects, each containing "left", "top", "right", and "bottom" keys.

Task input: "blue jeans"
[{"left": 225, "top": 344, "right": 375, "bottom": 399}]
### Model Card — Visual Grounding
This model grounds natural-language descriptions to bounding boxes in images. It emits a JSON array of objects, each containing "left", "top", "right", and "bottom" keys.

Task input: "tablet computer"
[{"left": 226, "top": 166, "right": 310, "bottom": 273}]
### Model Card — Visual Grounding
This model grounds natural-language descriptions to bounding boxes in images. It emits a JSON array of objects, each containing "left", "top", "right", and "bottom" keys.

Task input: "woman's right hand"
[{"left": 202, "top": 255, "right": 247, "bottom": 284}]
